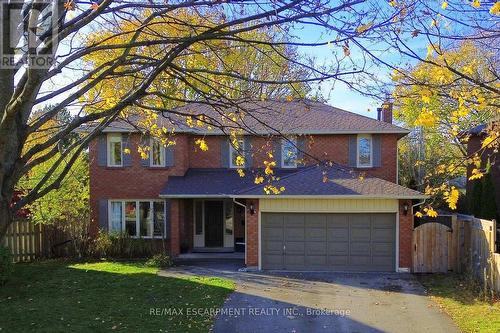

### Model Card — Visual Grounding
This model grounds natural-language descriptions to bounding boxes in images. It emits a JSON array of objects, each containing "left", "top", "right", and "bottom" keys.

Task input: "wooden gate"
[{"left": 413, "top": 222, "right": 454, "bottom": 273}]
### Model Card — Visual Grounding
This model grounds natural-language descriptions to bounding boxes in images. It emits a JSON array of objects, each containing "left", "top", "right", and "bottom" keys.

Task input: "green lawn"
[
  {"left": 0, "top": 261, "right": 235, "bottom": 332},
  {"left": 417, "top": 274, "right": 500, "bottom": 333}
]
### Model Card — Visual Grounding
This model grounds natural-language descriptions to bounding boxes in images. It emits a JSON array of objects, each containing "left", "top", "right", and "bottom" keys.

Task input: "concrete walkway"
[{"left": 160, "top": 262, "right": 460, "bottom": 333}]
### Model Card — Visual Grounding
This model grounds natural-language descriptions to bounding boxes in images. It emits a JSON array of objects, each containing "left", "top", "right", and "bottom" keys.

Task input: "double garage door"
[{"left": 262, "top": 213, "right": 396, "bottom": 271}]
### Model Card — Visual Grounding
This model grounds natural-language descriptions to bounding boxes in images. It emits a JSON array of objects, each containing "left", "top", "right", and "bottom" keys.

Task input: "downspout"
[
  {"left": 233, "top": 198, "right": 247, "bottom": 265},
  {"left": 412, "top": 199, "right": 426, "bottom": 214}
]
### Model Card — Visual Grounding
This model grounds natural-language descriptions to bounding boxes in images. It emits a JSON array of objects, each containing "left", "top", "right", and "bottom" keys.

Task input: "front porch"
[{"left": 169, "top": 198, "right": 258, "bottom": 267}]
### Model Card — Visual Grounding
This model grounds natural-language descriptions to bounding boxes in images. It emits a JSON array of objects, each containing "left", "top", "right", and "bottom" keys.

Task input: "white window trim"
[
  {"left": 150, "top": 139, "right": 165, "bottom": 167},
  {"left": 357, "top": 134, "right": 373, "bottom": 168},
  {"left": 281, "top": 137, "right": 298, "bottom": 168},
  {"left": 108, "top": 199, "right": 167, "bottom": 239},
  {"left": 107, "top": 133, "right": 123, "bottom": 167},
  {"left": 229, "top": 139, "right": 245, "bottom": 169},
  {"left": 192, "top": 199, "right": 234, "bottom": 248}
]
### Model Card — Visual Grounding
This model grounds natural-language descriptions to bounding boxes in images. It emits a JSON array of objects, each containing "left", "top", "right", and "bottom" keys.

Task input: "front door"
[{"left": 204, "top": 201, "right": 224, "bottom": 247}]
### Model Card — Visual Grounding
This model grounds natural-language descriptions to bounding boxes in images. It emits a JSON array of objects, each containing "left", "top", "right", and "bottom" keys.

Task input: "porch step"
[
  {"left": 176, "top": 252, "right": 244, "bottom": 260},
  {"left": 192, "top": 247, "right": 234, "bottom": 253}
]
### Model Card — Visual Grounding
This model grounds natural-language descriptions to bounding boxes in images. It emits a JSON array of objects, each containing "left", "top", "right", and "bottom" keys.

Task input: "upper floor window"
[
  {"left": 229, "top": 138, "right": 245, "bottom": 168},
  {"left": 281, "top": 137, "right": 298, "bottom": 168},
  {"left": 357, "top": 134, "right": 372, "bottom": 167},
  {"left": 151, "top": 139, "right": 165, "bottom": 167},
  {"left": 107, "top": 133, "right": 122, "bottom": 167}
]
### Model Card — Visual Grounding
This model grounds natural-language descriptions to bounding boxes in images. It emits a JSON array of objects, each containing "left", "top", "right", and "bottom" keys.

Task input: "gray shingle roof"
[
  {"left": 160, "top": 165, "right": 425, "bottom": 199},
  {"left": 161, "top": 168, "right": 297, "bottom": 197},
  {"left": 103, "top": 99, "right": 409, "bottom": 135}
]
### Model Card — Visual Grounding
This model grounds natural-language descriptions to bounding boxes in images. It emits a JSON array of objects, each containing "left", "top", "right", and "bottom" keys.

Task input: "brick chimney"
[{"left": 381, "top": 101, "right": 393, "bottom": 124}]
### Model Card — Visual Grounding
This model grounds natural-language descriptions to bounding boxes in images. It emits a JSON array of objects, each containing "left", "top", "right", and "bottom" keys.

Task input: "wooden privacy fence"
[
  {"left": 413, "top": 215, "right": 465, "bottom": 273},
  {"left": 1, "top": 219, "right": 73, "bottom": 262},
  {"left": 469, "top": 217, "right": 500, "bottom": 293},
  {"left": 413, "top": 214, "right": 500, "bottom": 293},
  {"left": 1, "top": 219, "right": 43, "bottom": 262}
]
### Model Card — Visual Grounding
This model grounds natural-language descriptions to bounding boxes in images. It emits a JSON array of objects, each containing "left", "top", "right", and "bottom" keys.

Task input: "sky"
[{"left": 35, "top": 0, "right": 437, "bottom": 121}]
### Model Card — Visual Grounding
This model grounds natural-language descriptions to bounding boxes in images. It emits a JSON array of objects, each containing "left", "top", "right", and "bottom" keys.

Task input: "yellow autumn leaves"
[
  {"left": 441, "top": 0, "right": 500, "bottom": 14},
  {"left": 194, "top": 139, "right": 208, "bottom": 151},
  {"left": 491, "top": 2, "right": 500, "bottom": 15},
  {"left": 414, "top": 107, "right": 438, "bottom": 127},
  {"left": 415, "top": 207, "right": 438, "bottom": 218},
  {"left": 444, "top": 187, "right": 460, "bottom": 210}
]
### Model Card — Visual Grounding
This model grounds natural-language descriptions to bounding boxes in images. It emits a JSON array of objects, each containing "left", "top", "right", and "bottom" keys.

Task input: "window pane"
[
  {"left": 195, "top": 201, "right": 203, "bottom": 235},
  {"left": 358, "top": 137, "right": 371, "bottom": 166},
  {"left": 110, "top": 202, "right": 122, "bottom": 232},
  {"left": 230, "top": 139, "right": 244, "bottom": 167},
  {"left": 139, "top": 202, "right": 152, "bottom": 237},
  {"left": 152, "top": 140, "right": 163, "bottom": 166},
  {"left": 224, "top": 201, "right": 233, "bottom": 235},
  {"left": 125, "top": 201, "right": 137, "bottom": 236},
  {"left": 109, "top": 141, "right": 122, "bottom": 166},
  {"left": 153, "top": 202, "right": 165, "bottom": 237},
  {"left": 282, "top": 139, "right": 297, "bottom": 167},
  {"left": 114, "top": 142, "right": 122, "bottom": 165}
]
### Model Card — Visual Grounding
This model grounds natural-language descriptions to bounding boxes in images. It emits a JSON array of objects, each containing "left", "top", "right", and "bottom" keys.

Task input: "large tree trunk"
[
  {"left": 0, "top": 199, "right": 13, "bottom": 243},
  {"left": 0, "top": 106, "right": 24, "bottom": 241}
]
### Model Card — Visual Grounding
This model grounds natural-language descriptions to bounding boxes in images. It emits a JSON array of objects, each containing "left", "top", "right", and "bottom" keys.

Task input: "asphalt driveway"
[{"left": 161, "top": 261, "right": 460, "bottom": 333}]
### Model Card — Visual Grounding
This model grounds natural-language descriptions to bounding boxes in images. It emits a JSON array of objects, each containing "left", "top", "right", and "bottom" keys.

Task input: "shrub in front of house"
[
  {"left": 0, "top": 246, "right": 13, "bottom": 285},
  {"left": 92, "top": 230, "right": 164, "bottom": 259},
  {"left": 145, "top": 253, "right": 173, "bottom": 268}
]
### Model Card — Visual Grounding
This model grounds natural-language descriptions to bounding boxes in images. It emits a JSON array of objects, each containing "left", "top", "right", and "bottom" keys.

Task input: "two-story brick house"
[{"left": 90, "top": 100, "right": 425, "bottom": 272}]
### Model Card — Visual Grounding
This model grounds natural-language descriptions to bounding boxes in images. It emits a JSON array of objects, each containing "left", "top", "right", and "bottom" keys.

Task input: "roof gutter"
[
  {"left": 159, "top": 194, "right": 428, "bottom": 200},
  {"left": 101, "top": 129, "right": 410, "bottom": 135}
]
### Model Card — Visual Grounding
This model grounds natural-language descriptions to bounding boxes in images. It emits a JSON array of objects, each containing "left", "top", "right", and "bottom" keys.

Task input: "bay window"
[
  {"left": 109, "top": 200, "right": 166, "bottom": 238},
  {"left": 153, "top": 202, "right": 166, "bottom": 237},
  {"left": 125, "top": 201, "right": 137, "bottom": 236},
  {"left": 110, "top": 202, "right": 123, "bottom": 232}
]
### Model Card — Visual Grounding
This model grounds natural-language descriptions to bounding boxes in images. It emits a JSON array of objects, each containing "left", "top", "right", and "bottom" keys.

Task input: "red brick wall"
[
  {"left": 246, "top": 200, "right": 259, "bottom": 266},
  {"left": 183, "top": 200, "right": 194, "bottom": 252},
  {"left": 89, "top": 132, "right": 401, "bottom": 253},
  {"left": 188, "top": 135, "right": 222, "bottom": 168},
  {"left": 304, "top": 134, "right": 398, "bottom": 183},
  {"left": 89, "top": 133, "right": 190, "bottom": 234},
  {"left": 170, "top": 199, "right": 180, "bottom": 257},
  {"left": 233, "top": 204, "right": 245, "bottom": 239},
  {"left": 249, "top": 137, "right": 275, "bottom": 168},
  {"left": 399, "top": 199, "right": 413, "bottom": 271}
]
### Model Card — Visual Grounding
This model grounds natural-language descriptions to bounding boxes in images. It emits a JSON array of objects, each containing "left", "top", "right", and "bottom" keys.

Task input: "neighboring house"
[
  {"left": 465, "top": 123, "right": 500, "bottom": 218},
  {"left": 89, "top": 99, "right": 425, "bottom": 272}
]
